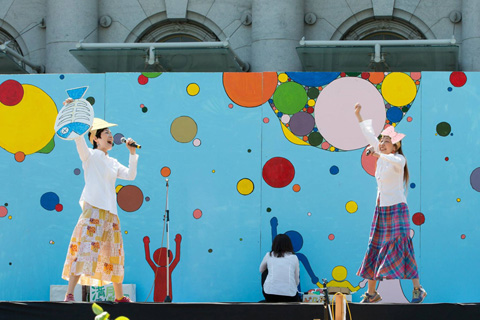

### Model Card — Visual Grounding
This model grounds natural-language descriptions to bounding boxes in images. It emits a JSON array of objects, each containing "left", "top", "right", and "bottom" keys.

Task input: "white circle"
[
  {"left": 281, "top": 114, "right": 291, "bottom": 124},
  {"left": 193, "top": 138, "right": 201, "bottom": 147}
]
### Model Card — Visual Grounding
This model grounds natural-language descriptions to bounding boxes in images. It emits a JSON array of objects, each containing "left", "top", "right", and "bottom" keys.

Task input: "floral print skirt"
[{"left": 62, "top": 203, "right": 124, "bottom": 285}]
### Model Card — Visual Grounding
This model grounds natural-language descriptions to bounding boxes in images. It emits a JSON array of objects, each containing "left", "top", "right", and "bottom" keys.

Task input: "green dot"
[
  {"left": 307, "top": 87, "right": 319, "bottom": 99},
  {"left": 345, "top": 72, "right": 361, "bottom": 77},
  {"left": 308, "top": 132, "right": 323, "bottom": 146},
  {"left": 239, "top": 238, "right": 243, "bottom": 241},
  {"left": 436, "top": 122, "right": 451, "bottom": 137},
  {"left": 247, "top": 149, "right": 252, "bottom": 153},
  {"left": 142, "top": 107, "right": 148, "bottom": 113},
  {"left": 266, "top": 207, "right": 272, "bottom": 212},
  {"left": 273, "top": 82, "right": 308, "bottom": 114},
  {"left": 402, "top": 106, "right": 409, "bottom": 112},
  {"left": 86, "top": 97, "right": 95, "bottom": 105},
  {"left": 208, "top": 249, "right": 213, "bottom": 253}
]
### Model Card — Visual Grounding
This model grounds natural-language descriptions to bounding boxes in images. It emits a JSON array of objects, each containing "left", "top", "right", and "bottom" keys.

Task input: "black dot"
[
  {"left": 208, "top": 249, "right": 213, "bottom": 253},
  {"left": 266, "top": 207, "right": 272, "bottom": 212},
  {"left": 9, "top": 262, "right": 12, "bottom": 265},
  {"left": 247, "top": 149, "right": 252, "bottom": 153},
  {"left": 4, "top": 203, "right": 7, "bottom": 206},
  {"left": 86, "top": 97, "right": 95, "bottom": 105}
]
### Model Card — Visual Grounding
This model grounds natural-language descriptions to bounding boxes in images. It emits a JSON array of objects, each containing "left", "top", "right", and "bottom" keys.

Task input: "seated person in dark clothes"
[{"left": 259, "top": 234, "right": 300, "bottom": 302}]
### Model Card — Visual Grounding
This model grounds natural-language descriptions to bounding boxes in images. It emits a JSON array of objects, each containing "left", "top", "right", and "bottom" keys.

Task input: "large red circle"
[
  {"left": 262, "top": 157, "right": 295, "bottom": 188},
  {"left": 0, "top": 80, "right": 24, "bottom": 106},
  {"left": 449, "top": 72, "right": 467, "bottom": 87},
  {"left": 412, "top": 212, "right": 425, "bottom": 226}
]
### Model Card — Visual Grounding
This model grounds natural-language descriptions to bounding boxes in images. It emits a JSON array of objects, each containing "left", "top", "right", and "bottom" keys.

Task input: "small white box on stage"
[{"left": 50, "top": 284, "right": 136, "bottom": 302}]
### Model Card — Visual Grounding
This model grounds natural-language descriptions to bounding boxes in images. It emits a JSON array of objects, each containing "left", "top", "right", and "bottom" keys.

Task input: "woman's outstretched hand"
[{"left": 354, "top": 103, "right": 363, "bottom": 122}]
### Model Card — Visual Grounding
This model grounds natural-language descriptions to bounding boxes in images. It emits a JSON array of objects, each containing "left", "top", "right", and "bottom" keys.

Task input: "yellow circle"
[
  {"left": 8, "top": 216, "right": 12, "bottom": 220},
  {"left": 212, "top": 170, "right": 216, "bottom": 173},
  {"left": 381, "top": 72, "right": 417, "bottom": 107},
  {"left": 332, "top": 266, "right": 347, "bottom": 281},
  {"left": 346, "top": 201, "right": 358, "bottom": 213},
  {"left": 124, "top": 230, "right": 128, "bottom": 234},
  {"left": 456, "top": 198, "right": 461, "bottom": 202},
  {"left": 329, "top": 147, "right": 335, "bottom": 152},
  {"left": 237, "top": 178, "right": 254, "bottom": 195},
  {"left": 187, "top": 83, "right": 200, "bottom": 96},
  {"left": 278, "top": 73, "right": 289, "bottom": 83},
  {"left": 308, "top": 99, "right": 315, "bottom": 107},
  {"left": 0, "top": 84, "right": 57, "bottom": 154}
]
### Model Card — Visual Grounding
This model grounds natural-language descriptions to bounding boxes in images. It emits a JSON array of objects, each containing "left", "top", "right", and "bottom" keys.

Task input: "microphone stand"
[{"left": 164, "top": 178, "right": 172, "bottom": 303}]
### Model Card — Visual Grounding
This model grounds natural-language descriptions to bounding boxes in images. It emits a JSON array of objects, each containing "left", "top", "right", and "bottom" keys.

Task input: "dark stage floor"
[{"left": 1, "top": 301, "right": 479, "bottom": 320}]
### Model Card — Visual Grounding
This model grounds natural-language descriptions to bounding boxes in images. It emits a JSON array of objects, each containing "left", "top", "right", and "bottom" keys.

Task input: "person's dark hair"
[
  {"left": 270, "top": 234, "right": 294, "bottom": 258},
  {"left": 88, "top": 128, "right": 107, "bottom": 149},
  {"left": 396, "top": 145, "right": 410, "bottom": 187}
]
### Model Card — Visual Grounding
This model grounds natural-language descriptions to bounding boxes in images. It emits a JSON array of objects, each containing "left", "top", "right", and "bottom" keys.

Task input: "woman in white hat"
[
  {"left": 354, "top": 103, "right": 426, "bottom": 304},
  {"left": 61, "top": 99, "right": 139, "bottom": 302}
]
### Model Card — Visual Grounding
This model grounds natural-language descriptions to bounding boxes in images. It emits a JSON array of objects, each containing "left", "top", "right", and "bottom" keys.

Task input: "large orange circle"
[{"left": 223, "top": 72, "right": 277, "bottom": 107}]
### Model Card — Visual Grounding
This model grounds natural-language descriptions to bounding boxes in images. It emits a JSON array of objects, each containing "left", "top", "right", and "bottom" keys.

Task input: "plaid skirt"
[
  {"left": 357, "top": 202, "right": 419, "bottom": 280},
  {"left": 62, "top": 203, "right": 125, "bottom": 286}
]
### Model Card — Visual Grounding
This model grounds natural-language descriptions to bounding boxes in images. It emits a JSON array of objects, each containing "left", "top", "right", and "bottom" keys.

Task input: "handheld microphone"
[
  {"left": 366, "top": 149, "right": 372, "bottom": 156},
  {"left": 121, "top": 137, "right": 141, "bottom": 149}
]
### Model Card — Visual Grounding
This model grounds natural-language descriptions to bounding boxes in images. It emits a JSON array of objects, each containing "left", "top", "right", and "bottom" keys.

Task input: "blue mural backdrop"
[{"left": 0, "top": 71, "right": 478, "bottom": 303}]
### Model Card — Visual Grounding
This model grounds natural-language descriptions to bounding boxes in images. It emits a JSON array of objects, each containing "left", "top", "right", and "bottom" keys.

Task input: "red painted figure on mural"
[{"left": 143, "top": 234, "right": 182, "bottom": 302}]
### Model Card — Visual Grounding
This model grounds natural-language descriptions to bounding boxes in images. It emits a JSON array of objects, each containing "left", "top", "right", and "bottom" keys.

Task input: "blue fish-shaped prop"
[{"left": 54, "top": 86, "right": 94, "bottom": 140}]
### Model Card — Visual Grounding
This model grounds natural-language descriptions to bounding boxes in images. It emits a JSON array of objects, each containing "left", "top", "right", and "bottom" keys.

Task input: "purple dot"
[
  {"left": 145, "top": 196, "right": 150, "bottom": 202},
  {"left": 289, "top": 112, "right": 315, "bottom": 136},
  {"left": 74, "top": 168, "right": 81, "bottom": 175},
  {"left": 470, "top": 167, "right": 480, "bottom": 192}
]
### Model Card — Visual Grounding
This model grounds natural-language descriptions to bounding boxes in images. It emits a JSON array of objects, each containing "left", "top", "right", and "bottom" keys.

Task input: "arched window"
[
  {"left": 137, "top": 21, "right": 219, "bottom": 43},
  {"left": 0, "top": 28, "right": 23, "bottom": 54},
  {"left": 0, "top": 28, "right": 25, "bottom": 71},
  {"left": 342, "top": 18, "right": 425, "bottom": 41}
]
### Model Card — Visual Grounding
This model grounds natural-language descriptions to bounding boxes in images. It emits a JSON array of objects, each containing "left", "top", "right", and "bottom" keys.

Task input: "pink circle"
[
  {"left": 193, "top": 209, "right": 202, "bottom": 219},
  {"left": 461, "top": 234, "right": 466, "bottom": 239},
  {"left": 410, "top": 72, "right": 421, "bottom": 81},
  {"left": 263, "top": 117, "right": 270, "bottom": 123},
  {"left": 228, "top": 104, "right": 233, "bottom": 109},
  {"left": 0, "top": 206, "right": 7, "bottom": 218},
  {"left": 361, "top": 147, "right": 377, "bottom": 177},
  {"left": 328, "top": 234, "right": 335, "bottom": 240},
  {"left": 315, "top": 77, "right": 385, "bottom": 150},
  {"left": 407, "top": 116, "right": 413, "bottom": 122},
  {"left": 140, "top": 104, "right": 145, "bottom": 108},
  {"left": 321, "top": 142, "right": 330, "bottom": 150},
  {"left": 55, "top": 204, "right": 63, "bottom": 212},
  {"left": 193, "top": 138, "right": 201, "bottom": 147}
]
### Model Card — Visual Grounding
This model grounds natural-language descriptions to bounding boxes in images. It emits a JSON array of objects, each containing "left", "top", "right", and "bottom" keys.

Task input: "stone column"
[
  {"left": 46, "top": 0, "right": 98, "bottom": 73},
  {"left": 251, "top": 0, "right": 304, "bottom": 72},
  {"left": 461, "top": 0, "right": 480, "bottom": 71}
]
